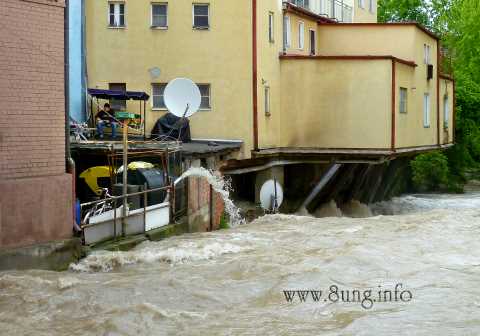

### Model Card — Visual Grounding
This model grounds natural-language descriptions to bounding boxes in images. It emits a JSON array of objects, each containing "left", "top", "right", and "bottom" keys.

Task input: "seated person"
[{"left": 96, "top": 103, "right": 118, "bottom": 139}]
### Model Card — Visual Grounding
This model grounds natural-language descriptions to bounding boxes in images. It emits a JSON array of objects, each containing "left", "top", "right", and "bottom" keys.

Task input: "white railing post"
[{"left": 341, "top": 0, "right": 344, "bottom": 21}]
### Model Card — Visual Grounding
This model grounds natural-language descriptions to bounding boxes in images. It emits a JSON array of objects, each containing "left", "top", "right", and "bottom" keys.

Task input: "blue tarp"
[{"left": 88, "top": 88, "right": 150, "bottom": 101}]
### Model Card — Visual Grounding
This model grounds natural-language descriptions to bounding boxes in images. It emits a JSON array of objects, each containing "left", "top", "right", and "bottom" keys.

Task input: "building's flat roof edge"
[
  {"left": 279, "top": 54, "right": 418, "bottom": 67},
  {"left": 253, "top": 144, "right": 454, "bottom": 157},
  {"left": 321, "top": 22, "right": 440, "bottom": 41}
]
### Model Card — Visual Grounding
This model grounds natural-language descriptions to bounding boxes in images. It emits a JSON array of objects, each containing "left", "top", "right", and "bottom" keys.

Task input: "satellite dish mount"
[{"left": 260, "top": 178, "right": 284, "bottom": 214}]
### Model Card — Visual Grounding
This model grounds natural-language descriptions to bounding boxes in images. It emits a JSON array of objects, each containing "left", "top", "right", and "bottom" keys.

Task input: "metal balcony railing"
[
  {"left": 288, "top": 0, "right": 311, "bottom": 11},
  {"left": 287, "top": 0, "right": 353, "bottom": 23},
  {"left": 320, "top": 0, "right": 353, "bottom": 22}
]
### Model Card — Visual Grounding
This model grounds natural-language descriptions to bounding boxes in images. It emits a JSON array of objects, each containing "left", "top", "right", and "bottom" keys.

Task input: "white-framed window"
[
  {"left": 265, "top": 86, "right": 271, "bottom": 116},
  {"left": 198, "top": 84, "right": 211, "bottom": 110},
  {"left": 153, "top": 83, "right": 209, "bottom": 109},
  {"left": 298, "top": 22, "right": 305, "bottom": 50},
  {"left": 283, "top": 15, "right": 291, "bottom": 50},
  {"left": 358, "top": 0, "right": 365, "bottom": 9},
  {"left": 424, "top": 93, "right": 431, "bottom": 128},
  {"left": 309, "top": 29, "right": 316, "bottom": 55},
  {"left": 151, "top": 3, "right": 168, "bottom": 28},
  {"left": 193, "top": 4, "right": 209, "bottom": 29},
  {"left": 152, "top": 83, "right": 167, "bottom": 109},
  {"left": 268, "top": 12, "right": 274, "bottom": 43},
  {"left": 108, "top": 2, "right": 125, "bottom": 28},
  {"left": 424, "top": 44, "right": 431, "bottom": 64},
  {"left": 399, "top": 87, "right": 408, "bottom": 113},
  {"left": 369, "top": 0, "right": 376, "bottom": 12},
  {"left": 444, "top": 95, "right": 449, "bottom": 128}
]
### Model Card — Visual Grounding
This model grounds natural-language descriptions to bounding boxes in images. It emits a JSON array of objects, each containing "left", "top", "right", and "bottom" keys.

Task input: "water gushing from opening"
[{"left": 175, "top": 167, "right": 245, "bottom": 227}]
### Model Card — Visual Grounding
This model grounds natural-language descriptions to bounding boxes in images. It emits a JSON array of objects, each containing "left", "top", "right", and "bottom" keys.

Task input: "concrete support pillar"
[{"left": 254, "top": 166, "right": 285, "bottom": 204}]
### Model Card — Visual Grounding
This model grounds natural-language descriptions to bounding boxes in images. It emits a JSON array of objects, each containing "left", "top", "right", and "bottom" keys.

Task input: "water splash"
[
  {"left": 302, "top": 200, "right": 372, "bottom": 218},
  {"left": 70, "top": 240, "right": 249, "bottom": 273},
  {"left": 175, "top": 167, "right": 245, "bottom": 226},
  {"left": 314, "top": 200, "right": 343, "bottom": 218},
  {"left": 371, "top": 193, "right": 480, "bottom": 216},
  {"left": 341, "top": 200, "right": 373, "bottom": 218}
]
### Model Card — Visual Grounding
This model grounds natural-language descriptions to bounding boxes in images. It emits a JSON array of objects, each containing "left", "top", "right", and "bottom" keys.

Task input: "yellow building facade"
[{"left": 86, "top": 0, "right": 454, "bottom": 161}]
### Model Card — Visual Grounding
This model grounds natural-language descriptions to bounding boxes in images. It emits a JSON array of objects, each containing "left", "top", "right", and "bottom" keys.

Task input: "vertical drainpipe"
[
  {"left": 64, "top": 0, "right": 77, "bottom": 228},
  {"left": 453, "top": 79, "right": 456, "bottom": 143},
  {"left": 391, "top": 59, "right": 396, "bottom": 152},
  {"left": 436, "top": 42, "right": 441, "bottom": 146},
  {"left": 252, "top": 0, "right": 259, "bottom": 151}
]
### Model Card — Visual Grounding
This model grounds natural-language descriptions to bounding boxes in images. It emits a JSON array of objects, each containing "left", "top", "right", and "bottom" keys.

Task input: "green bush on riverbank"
[{"left": 411, "top": 152, "right": 450, "bottom": 191}]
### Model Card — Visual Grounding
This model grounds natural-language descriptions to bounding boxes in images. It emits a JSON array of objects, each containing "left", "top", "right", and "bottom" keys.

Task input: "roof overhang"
[
  {"left": 320, "top": 22, "right": 440, "bottom": 41},
  {"left": 88, "top": 89, "right": 150, "bottom": 101},
  {"left": 279, "top": 54, "right": 418, "bottom": 67}
]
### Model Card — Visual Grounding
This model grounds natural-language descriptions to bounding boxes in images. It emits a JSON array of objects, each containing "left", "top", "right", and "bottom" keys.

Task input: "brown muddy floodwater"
[{"left": 1, "top": 193, "right": 480, "bottom": 336}]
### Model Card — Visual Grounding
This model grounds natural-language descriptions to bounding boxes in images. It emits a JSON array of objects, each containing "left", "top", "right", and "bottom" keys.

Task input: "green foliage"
[
  {"left": 411, "top": 152, "right": 450, "bottom": 191},
  {"left": 378, "top": 0, "right": 431, "bottom": 26},
  {"left": 381, "top": 0, "right": 480, "bottom": 191},
  {"left": 443, "top": 0, "right": 480, "bottom": 182}
]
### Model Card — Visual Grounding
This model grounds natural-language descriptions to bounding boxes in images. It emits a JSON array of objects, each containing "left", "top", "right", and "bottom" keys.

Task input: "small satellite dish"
[
  {"left": 148, "top": 67, "right": 161, "bottom": 79},
  {"left": 260, "top": 179, "right": 284, "bottom": 212},
  {"left": 164, "top": 78, "right": 201, "bottom": 118}
]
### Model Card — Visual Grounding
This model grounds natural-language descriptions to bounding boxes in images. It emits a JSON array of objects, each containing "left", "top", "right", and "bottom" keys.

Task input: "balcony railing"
[
  {"left": 288, "top": 0, "right": 311, "bottom": 10},
  {"left": 287, "top": 0, "right": 353, "bottom": 23}
]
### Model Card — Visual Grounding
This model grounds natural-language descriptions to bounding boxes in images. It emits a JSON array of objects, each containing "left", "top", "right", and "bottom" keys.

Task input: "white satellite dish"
[
  {"left": 164, "top": 78, "right": 201, "bottom": 118},
  {"left": 260, "top": 179, "right": 284, "bottom": 212}
]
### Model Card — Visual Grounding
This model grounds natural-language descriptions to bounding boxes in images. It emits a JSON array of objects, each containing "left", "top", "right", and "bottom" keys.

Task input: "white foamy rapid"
[
  {"left": 300, "top": 199, "right": 373, "bottom": 218},
  {"left": 70, "top": 238, "right": 250, "bottom": 273},
  {"left": 371, "top": 192, "right": 480, "bottom": 215},
  {"left": 176, "top": 167, "right": 245, "bottom": 226}
]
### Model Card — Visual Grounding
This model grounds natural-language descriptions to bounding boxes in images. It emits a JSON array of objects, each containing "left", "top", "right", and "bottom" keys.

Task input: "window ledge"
[
  {"left": 151, "top": 108, "right": 168, "bottom": 111},
  {"left": 193, "top": 26, "right": 210, "bottom": 30},
  {"left": 199, "top": 108, "right": 211, "bottom": 111},
  {"left": 151, "top": 26, "right": 168, "bottom": 30},
  {"left": 108, "top": 26, "right": 126, "bottom": 29}
]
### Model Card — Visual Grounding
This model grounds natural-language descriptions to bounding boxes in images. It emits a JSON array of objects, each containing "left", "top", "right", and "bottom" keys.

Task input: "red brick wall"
[
  {"left": 0, "top": 0, "right": 66, "bottom": 179},
  {"left": 187, "top": 177, "right": 225, "bottom": 232},
  {"left": 0, "top": 0, "right": 72, "bottom": 250},
  {"left": 212, "top": 190, "right": 225, "bottom": 230},
  {"left": 0, "top": 175, "right": 72, "bottom": 249}
]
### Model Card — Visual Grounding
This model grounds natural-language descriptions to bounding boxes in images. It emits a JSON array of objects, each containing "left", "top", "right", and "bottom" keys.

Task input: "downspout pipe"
[
  {"left": 437, "top": 42, "right": 441, "bottom": 146},
  {"left": 252, "top": 0, "right": 259, "bottom": 150},
  {"left": 64, "top": 0, "right": 78, "bottom": 231}
]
